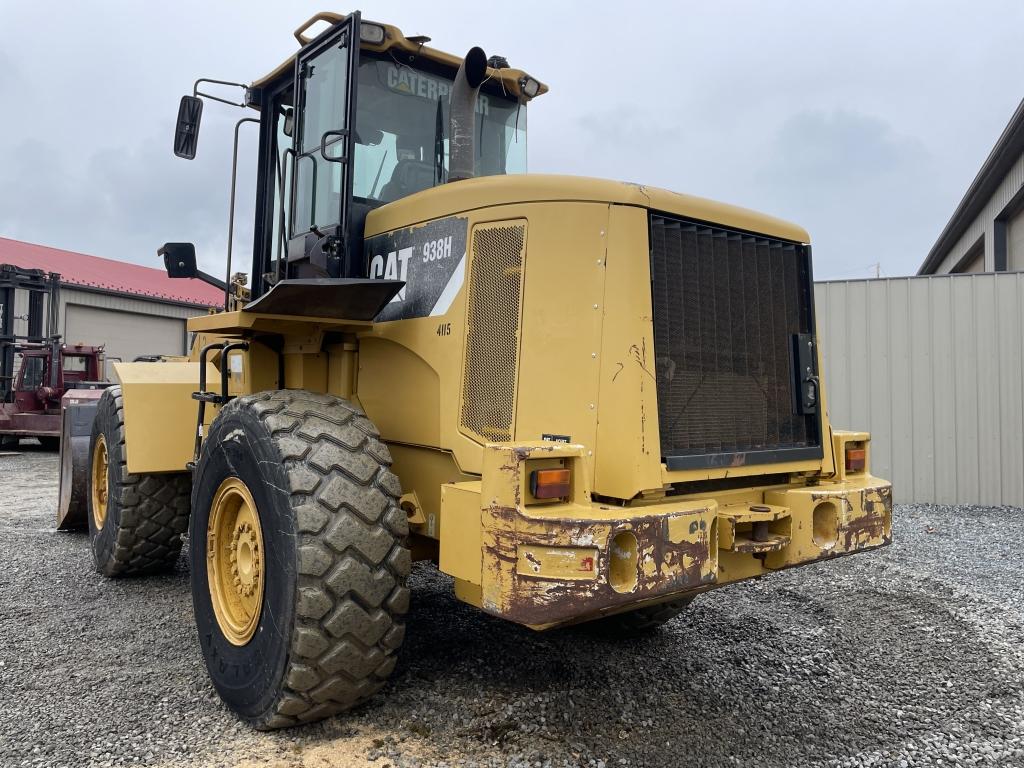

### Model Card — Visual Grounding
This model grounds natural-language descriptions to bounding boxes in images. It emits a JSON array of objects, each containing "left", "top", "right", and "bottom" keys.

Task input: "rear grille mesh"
[
  {"left": 649, "top": 214, "right": 818, "bottom": 467},
  {"left": 460, "top": 221, "right": 526, "bottom": 443}
]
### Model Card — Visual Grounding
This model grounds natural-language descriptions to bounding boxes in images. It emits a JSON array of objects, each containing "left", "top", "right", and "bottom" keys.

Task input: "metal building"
[
  {"left": 919, "top": 96, "right": 1024, "bottom": 274},
  {"left": 0, "top": 237, "right": 219, "bottom": 373},
  {"left": 815, "top": 272, "right": 1024, "bottom": 506}
]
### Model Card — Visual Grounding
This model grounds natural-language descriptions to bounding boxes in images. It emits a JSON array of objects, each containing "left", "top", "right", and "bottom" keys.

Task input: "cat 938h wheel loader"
[{"left": 63, "top": 11, "right": 892, "bottom": 729}]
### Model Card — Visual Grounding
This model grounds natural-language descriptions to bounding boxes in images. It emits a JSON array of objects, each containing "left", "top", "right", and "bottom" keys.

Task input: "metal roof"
[
  {"left": 0, "top": 237, "right": 222, "bottom": 307},
  {"left": 919, "top": 96, "right": 1024, "bottom": 275}
]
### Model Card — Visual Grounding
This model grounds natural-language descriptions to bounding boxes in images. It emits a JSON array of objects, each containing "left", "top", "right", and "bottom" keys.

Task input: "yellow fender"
[{"left": 114, "top": 361, "right": 217, "bottom": 474}]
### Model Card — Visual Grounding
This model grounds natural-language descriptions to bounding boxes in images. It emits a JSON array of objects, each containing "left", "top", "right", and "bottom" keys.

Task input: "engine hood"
[{"left": 364, "top": 174, "right": 810, "bottom": 244}]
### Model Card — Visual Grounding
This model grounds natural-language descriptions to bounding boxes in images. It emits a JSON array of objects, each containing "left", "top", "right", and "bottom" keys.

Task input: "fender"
[{"left": 115, "top": 361, "right": 217, "bottom": 474}]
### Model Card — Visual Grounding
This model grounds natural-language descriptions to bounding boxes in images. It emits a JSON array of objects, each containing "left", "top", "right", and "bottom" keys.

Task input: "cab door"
[
  {"left": 288, "top": 12, "right": 361, "bottom": 278},
  {"left": 13, "top": 353, "right": 46, "bottom": 412}
]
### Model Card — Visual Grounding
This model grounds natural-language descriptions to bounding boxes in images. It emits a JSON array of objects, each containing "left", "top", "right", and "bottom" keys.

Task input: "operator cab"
[
  {"left": 13, "top": 346, "right": 102, "bottom": 413},
  {"left": 169, "top": 12, "right": 544, "bottom": 305}
]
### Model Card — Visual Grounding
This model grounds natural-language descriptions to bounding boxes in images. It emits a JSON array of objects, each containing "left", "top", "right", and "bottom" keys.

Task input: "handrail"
[
  {"left": 189, "top": 340, "right": 249, "bottom": 468},
  {"left": 293, "top": 12, "right": 345, "bottom": 45},
  {"left": 225, "top": 118, "right": 260, "bottom": 310}
]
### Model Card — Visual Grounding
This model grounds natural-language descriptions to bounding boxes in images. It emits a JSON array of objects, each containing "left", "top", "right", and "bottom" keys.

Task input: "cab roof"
[{"left": 252, "top": 12, "right": 548, "bottom": 103}]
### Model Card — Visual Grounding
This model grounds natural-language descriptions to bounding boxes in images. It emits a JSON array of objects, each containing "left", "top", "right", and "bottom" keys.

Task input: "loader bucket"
[{"left": 57, "top": 389, "right": 107, "bottom": 530}]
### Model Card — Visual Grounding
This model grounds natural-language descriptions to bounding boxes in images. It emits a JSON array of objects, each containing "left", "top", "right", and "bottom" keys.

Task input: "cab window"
[
  {"left": 63, "top": 355, "right": 88, "bottom": 373},
  {"left": 293, "top": 32, "right": 353, "bottom": 233},
  {"left": 352, "top": 56, "right": 527, "bottom": 203}
]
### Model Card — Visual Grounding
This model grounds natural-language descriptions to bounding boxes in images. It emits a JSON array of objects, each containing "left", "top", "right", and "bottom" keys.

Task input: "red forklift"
[{"left": 0, "top": 265, "right": 107, "bottom": 449}]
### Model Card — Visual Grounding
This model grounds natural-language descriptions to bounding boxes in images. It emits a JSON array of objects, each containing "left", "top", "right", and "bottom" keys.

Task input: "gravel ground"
[{"left": 1, "top": 448, "right": 1021, "bottom": 768}]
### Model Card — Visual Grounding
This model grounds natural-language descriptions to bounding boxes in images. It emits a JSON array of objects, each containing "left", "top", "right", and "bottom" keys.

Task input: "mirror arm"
[
  {"left": 192, "top": 78, "right": 250, "bottom": 108},
  {"left": 195, "top": 270, "right": 228, "bottom": 292}
]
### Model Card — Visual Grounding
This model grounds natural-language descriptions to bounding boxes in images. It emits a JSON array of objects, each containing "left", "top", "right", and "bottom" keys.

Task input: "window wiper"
[
  {"left": 434, "top": 96, "right": 445, "bottom": 185},
  {"left": 369, "top": 150, "right": 388, "bottom": 199}
]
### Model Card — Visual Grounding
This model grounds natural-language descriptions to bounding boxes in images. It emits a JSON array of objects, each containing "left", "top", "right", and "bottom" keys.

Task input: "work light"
[
  {"left": 519, "top": 76, "right": 541, "bottom": 98},
  {"left": 360, "top": 23, "right": 386, "bottom": 44}
]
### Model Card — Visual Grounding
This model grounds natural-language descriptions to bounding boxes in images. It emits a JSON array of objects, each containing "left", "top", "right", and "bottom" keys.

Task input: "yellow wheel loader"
[{"left": 62, "top": 11, "right": 892, "bottom": 729}]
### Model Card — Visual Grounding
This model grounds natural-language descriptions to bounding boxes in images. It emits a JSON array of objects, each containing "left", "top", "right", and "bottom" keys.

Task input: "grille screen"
[
  {"left": 649, "top": 214, "right": 818, "bottom": 468},
  {"left": 460, "top": 221, "right": 526, "bottom": 442}
]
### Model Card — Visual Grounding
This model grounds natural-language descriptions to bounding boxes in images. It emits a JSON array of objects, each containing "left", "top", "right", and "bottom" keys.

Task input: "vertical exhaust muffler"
[{"left": 448, "top": 47, "right": 488, "bottom": 183}]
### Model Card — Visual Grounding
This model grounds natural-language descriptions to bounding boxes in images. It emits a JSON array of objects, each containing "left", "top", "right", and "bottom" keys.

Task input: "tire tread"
[
  {"left": 217, "top": 390, "right": 408, "bottom": 730},
  {"left": 92, "top": 386, "right": 190, "bottom": 576}
]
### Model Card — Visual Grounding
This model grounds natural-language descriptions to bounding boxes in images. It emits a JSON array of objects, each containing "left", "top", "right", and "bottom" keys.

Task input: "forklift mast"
[{"left": 0, "top": 264, "right": 61, "bottom": 402}]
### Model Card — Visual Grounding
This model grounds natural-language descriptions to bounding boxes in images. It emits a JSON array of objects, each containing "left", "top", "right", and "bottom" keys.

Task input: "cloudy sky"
[{"left": 1, "top": 1, "right": 1022, "bottom": 279}]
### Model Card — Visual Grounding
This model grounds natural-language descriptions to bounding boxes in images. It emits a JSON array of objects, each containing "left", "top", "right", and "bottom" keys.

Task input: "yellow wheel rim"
[
  {"left": 207, "top": 477, "right": 265, "bottom": 646},
  {"left": 91, "top": 434, "right": 109, "bottom": 530}
]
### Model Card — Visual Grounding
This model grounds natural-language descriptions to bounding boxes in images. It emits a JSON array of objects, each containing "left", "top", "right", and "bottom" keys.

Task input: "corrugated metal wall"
[
  {"left": 935, "top": 152, "right": 1024, "bottom": 272},
  {"left": 7, "top": 286, "right": 204, "bottom": 381},
  {"left": 815, "top": 272, "right": 1024, "bottom": 506},
  {"left": 10, "top": 287, "right": 200, "bottom": 339}
]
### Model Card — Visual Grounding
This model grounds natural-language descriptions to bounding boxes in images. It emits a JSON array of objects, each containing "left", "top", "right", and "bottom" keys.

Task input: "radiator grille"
[
  {"left": 460, "top": 221, "right": 526, "bottom": 443},
  {"left": 649, "top": 214, "right": 818, "bottom": 468}
]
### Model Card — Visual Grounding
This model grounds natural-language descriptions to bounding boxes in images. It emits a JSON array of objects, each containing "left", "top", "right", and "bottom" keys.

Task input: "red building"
[{"left": 0, "top": 237, "right": 220, "bottom": 367}]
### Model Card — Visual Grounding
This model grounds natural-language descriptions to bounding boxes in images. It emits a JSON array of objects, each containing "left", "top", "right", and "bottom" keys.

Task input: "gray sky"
[{"left": 1, "top": 1, "right": 1022, "bottom": 279}]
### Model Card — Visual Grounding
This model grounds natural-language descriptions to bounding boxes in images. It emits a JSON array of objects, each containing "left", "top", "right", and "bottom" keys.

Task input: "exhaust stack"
[{"left": 448, "top": 47, "right": 488, "bottom": 183}]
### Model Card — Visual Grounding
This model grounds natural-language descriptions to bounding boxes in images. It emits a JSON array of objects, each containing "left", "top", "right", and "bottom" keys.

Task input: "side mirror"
[
  {"left": 173, "top": 95, "right": 203, "bottom": 159},
  {"left": 158, "top": 242, "right": 228, "bottom": 291},
  {"left": 159, "top": 242, "right": 198, "bottom": 278}
]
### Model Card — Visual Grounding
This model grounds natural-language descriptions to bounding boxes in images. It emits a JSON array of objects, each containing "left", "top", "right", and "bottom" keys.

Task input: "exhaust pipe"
[{"left": 448, "top": 47, "right": 488, "bottom": 183}]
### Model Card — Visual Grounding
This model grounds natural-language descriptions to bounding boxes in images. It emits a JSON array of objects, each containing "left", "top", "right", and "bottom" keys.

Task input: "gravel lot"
[{"left": 1, "top": 448, "right": 1022, "bottom": 768}]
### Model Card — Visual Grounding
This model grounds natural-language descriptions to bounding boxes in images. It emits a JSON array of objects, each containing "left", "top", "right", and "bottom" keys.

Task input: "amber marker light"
[
  {"left": 846, "top": 447, "right": 866, "bottom": 472},
  {"left": 530, "top": 468, "right": 571, "bottom": 499}
]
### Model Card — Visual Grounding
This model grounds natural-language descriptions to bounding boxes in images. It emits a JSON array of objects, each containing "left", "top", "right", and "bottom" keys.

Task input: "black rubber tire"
[
  {"left": 584, "top": 597, "right": 694, "bottom": 637},
  {"left": 190, "top": 390, "right": 410, "bottom": 730},
  {"left": 87, "top": 386, "right": 192, "bottom": 576}
]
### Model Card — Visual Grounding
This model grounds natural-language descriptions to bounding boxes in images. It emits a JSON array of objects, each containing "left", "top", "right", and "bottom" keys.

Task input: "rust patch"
[
  {"left": 863, "top": 485, "right": 893, "bottom": 515},
  {"left": 841, "top": 513, "right": 885, "bottom": 549},
  {"left": 627, "top": 340, "right": 656, "bottom": 381},
  {"left": 487, "top": 507, "right": 715, "bottom": 627},
  {"left": 732, "top": 535, "right": 791, "bottom": 554},
  {"left": 841, "top": 486, "right": 892, "bottom": 549},
  {"left": 627, "top": 340, "right": 655, "bottom": 455}
]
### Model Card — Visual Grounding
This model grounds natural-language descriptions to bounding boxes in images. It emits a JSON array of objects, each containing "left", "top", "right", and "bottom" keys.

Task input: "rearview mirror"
[
  {"left": 159, "top": 242, "right": 198, "bottom": 278},
  {"left": 173, "top": 95, "right": 203, "bottom": 159}
]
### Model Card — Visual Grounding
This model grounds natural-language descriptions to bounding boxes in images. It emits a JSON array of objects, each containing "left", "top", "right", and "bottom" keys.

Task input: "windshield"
[{"left": 353, "top": 56, "right": 527, "bottom": 203}]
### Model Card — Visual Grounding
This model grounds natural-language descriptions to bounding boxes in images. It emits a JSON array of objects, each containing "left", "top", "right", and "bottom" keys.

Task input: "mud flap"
[{"left": 56, "top": 389, "right": 107, "bottom": 530}]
